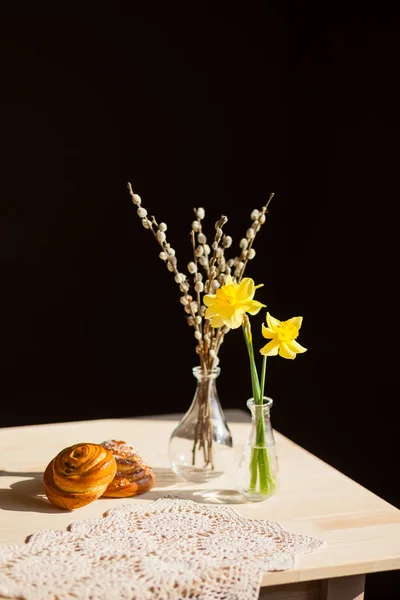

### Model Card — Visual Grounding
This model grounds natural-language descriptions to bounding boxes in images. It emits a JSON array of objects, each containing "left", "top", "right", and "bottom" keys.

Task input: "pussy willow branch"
[
  {"left": 127, "top": 182, "right": 207, "bottom": 367},
  {"left": 191, "top": 229, "right": 203, "bottom": 341},
  {"left": 208, "top": 194, "right": 274, "bottom": 367},
  {"left": 203, "top": 215, "right": 228, "bottom": 363},
  {"left": 193, "top": 377, "right": 214, "bottom": 468},
  {"left": 237, "top": 192, "right": 274, "bottom": 282},
  {"left": 194, "top": 209, "right": 210, "bottom": 275}
]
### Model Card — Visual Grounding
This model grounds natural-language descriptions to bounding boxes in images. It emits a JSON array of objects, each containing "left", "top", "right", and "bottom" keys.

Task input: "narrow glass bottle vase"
[
  {"left": 235, "top": 397, "right": 279, "bottom": 502},
  {"left": 168, "top": 366, "right": 233, "bottom": 483}
]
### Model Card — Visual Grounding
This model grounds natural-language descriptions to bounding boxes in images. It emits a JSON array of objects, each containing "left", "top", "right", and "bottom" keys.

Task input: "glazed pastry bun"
[
  {"left": 100, "top": 439, "right": 155, "bottom": 497},
  {"left": 43, "top": 442, "right": 117, "bottom": 510}
]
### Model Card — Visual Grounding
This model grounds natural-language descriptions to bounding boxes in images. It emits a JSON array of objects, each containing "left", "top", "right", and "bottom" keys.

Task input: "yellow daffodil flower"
[
  {"left": 260, "top": 312, "right": 307, "bottom": 359},
  {"left": 203, "top": 275, "right": 265, "bottom": 329}
]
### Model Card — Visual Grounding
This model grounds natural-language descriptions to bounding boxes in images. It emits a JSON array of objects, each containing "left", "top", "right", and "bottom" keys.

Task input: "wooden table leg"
[
  {"left": 258, "top": 580, "right": 321, "bottom": 599},
  {"left": 320, "top": 574, "right": 365, "bottom": 599},
  {"left": 258, "top": 574, "right": 365, "bottom": 599}
]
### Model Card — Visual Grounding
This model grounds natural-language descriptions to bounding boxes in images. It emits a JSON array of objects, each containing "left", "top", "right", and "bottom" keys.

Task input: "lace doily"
[{"left": 0, "top": 498, "right": 324, "bottom": 600}]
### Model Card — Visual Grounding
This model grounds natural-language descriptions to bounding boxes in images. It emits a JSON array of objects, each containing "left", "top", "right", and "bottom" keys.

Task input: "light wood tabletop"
[{"left": 1, "top": 417, "right": 399, "bottom": 599}]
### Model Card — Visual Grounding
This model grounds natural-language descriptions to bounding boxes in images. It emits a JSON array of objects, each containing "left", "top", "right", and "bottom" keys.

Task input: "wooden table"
[{"left": 1, "top": 417, "right": 399, "bottom": 599}]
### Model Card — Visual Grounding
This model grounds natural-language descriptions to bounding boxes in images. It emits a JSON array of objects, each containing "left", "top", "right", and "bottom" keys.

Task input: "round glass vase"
[
  {"left": 168, "top": 366, "right": 234, "bottom": 483},
  {"left": 235, "top": 397, "right": 279, "bottom": 502}
]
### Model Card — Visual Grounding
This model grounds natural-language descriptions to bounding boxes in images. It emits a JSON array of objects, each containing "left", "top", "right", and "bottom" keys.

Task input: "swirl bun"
[
  {"left": 100, "top": 439, "right": 155, "bottom": 498},
  {"left": 43, "top": 442, "right": 117, "bottom": 510}
]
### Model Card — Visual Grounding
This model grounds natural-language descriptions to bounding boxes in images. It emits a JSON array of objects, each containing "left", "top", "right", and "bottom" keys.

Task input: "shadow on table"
[
  {"left": 149, "top": 467, "right": 248, "bottom": 504},
  {"left": 143, "top": 489, "right": 248, "bottom": 505},
  {"left": 0, "top": 466, "right": 248, "bottom": 513},
  {"left": 0, "top": 470, "right": 58, "bottom": 513}
]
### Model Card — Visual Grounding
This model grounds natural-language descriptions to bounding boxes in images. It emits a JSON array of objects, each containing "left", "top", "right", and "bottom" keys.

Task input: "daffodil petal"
[
  {"left": 279, "top": 343, "right": 296, "bottom": 359},
  {"left": 226, "top": 310, "right": 245, "bottom": 329},
  {"left": 262, "top": 324, "right": 275, "bottom": 339},
  {"left": 287, "top": 340, "right": 307, "bottom": 354},
  {"left": 225, "top": 274, "right": 234, "bottom": 286},
  {"left": 215, "top": 304, "right": 236, "bottom": 320},
  {"left": 286, "top": 316, "right": 303, "bottom": 330},
  {"left": 203, "top": 294, "right": 216, "bottom": 307},
  {"left": 260, "top": 339, "right": 280, "bottom": 356},
  {"left": 210, "top": 315, "right": 224, "bottom": 328},
  {"left": 266, "top": 312, "right": 281, "bottom": 331},
  {"left": 244, "top": 300, "right": 266, "bottom": 315},
  {"left": 236, "top": 278, "right": 255, "bottom": 301},
  {"left": 205, "top": 306, "right": 218, "bottom": 319}
]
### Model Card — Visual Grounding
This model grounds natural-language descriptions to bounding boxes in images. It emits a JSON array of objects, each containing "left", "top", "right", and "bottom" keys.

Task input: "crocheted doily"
[{"left": 0, "top": 498, "right": 324, "bottom": 600}]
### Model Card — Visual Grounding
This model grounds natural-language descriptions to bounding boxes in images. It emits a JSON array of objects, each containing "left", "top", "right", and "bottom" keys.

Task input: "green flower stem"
[
  {"left": 257, "top": 355, "right": 276, "bottom": 493},
  {"left": 242, "top": 319, "right": 265, "bottom": 492},
  {"left": 242, "top": 321, "right": 276, "bottom": 496},
  {"left": 253, "top": 414, "right": 268, "bottom": 494},
  {"left": 255, "top": 356, "right": 269, "bottom": 491},
  {"left": 249, "top": 447, "right": 258, "bottom": 490},
  {"left": 255, "top": 416, "right": 276, "bottom": 496},
  {"left": 246, "top": 338, "right": 261, "bottom": 401},
  {"left": 242, "top": 319, "right": 260, "bottom": 492},
  {"left": 260, "top": 355, "right": 267, "bottom": 401}
]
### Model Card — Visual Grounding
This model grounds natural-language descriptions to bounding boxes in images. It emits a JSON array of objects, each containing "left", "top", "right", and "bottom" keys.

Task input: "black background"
[{"left": 1, "top": 6, "right": 399, "bottom": 598}]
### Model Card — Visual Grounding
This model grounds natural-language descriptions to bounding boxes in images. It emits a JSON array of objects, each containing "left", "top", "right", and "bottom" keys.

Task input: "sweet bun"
[
  {"left": 43, "top": 442, "right": 117, "bottom": 510},
  {"left": 100, "top": 439, "right": 155, "bottom": 497}
]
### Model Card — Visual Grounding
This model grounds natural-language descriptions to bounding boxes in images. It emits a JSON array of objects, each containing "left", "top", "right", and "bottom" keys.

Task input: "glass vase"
[
  {"left": 235, "top": 397, "right": 279, "bottom": 502},
  {"left": 168, "top": 366, "right": 234, "bottom": 483}
]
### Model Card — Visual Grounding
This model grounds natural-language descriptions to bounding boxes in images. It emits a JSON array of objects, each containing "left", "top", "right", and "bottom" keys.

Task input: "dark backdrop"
[{"left": 1, "top": 6, "right": 399, "bottom": 597}]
